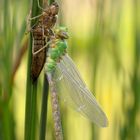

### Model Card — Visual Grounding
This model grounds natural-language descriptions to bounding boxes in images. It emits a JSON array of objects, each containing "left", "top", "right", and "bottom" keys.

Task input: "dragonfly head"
[{"left": 55, "top": 26, "right": 69, "bottom": 40}]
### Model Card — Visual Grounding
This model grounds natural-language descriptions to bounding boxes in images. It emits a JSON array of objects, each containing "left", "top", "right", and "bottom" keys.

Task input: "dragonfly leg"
[
  {"left": 29, "top": 0, "right": 50, "bottom": 20},
  {"left": 29, "top": 13, "right": 43, "bottom": 21},
  {"left": 28, "top": 0, "right": 45, "bottom": 21},
  {"left": 37, "top": 0, "right": 47, "bottom": 11},
  {"left": 25, "top": 10, "right": 40, "bottom": 35},
  {"left": 32, "top": 39, "right": 52, "bottom": 56},
  {"left": 32, "top": 28, "right": 54, "bottom": 56}
]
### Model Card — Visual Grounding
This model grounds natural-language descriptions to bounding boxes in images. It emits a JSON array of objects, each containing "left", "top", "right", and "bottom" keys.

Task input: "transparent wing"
[{"left": 53, "top": 54, "right": 108, "bottom": 127}]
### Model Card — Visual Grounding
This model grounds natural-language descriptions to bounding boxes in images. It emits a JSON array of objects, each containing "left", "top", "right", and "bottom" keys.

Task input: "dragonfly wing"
[{"left": 53, "top": 54, "right": 108, "bottom": 127}]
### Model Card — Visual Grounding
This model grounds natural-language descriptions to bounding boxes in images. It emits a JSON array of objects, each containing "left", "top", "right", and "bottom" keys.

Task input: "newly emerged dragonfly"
[{"left": 45, "top": 27, "right": 108, "bottom": 127}]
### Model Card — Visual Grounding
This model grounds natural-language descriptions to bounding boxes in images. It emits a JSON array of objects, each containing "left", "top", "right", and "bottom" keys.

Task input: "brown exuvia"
[
  {"left": 30, "top": 2, "right": 59, "bottom": 82},
  {"left": 31, "top": 26, "right": 46, "bottom": 82}
]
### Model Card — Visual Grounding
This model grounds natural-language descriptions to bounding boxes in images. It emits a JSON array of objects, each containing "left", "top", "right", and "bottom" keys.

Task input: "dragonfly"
[{"left": 44, "top": 26, "right": 109, "bottom": 127}]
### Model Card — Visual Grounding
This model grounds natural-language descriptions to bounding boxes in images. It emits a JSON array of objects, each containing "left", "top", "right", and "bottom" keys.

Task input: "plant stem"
[
  {"left": 30, "top": 81, "right": 38, "bottom": 140},
  {"left": 39, "top": 75, "right": 49, "bottom": 140},
  {"left": 24, "top": 0, "right": 43, "bottom": 140},
  {"left": 48, "top": 0, "right": 55, "bottom": 4}
]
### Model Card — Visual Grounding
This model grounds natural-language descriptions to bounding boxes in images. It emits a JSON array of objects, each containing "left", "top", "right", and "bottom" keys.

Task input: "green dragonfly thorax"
[
  {"left": 45, "top": 32, "right": 68, "bottom": 73},
  {"left": 49, "top": 40, "right": 67, "bottom": 60}
]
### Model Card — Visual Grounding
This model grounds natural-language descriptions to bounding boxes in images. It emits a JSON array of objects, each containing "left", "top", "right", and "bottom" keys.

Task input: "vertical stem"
[
  {"left": 47, "top": 73, "right": 63, "bottom": 140},
  {"left": 30, "top": 81, "right": 38, "bottom": 140},
  {"left": 48, "top": 0, "right": 55, "bottom": 5},
  {"left": 39, "top": 75, "right": 49, "bottom": 140},
  {"left": 24, "top": 0, "right": 43, "bottom": 140}
]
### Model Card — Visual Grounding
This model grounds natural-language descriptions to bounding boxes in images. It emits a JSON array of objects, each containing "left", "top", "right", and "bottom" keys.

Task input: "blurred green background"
[{"left": 0, "top": 0, "right": 140, "bottom": 140}]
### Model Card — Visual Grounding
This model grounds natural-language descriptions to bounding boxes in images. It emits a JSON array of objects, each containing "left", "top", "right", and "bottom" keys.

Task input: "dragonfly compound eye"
[{"left": 55, "top": 27, "right": 69, "bottom": 39}]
